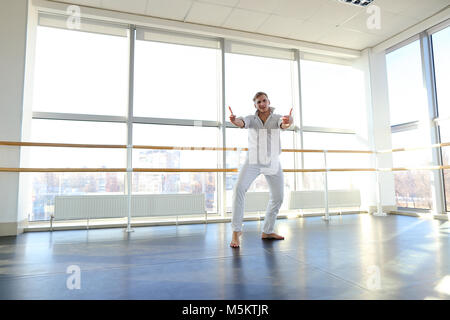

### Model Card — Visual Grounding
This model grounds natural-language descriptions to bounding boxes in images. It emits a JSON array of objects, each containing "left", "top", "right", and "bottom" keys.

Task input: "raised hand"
[
  {"left": 282, "top": 107, "right": 293, "bottom": 125},
  {"left": 229, "top": 106, "right": 236, "bottom": 123}
]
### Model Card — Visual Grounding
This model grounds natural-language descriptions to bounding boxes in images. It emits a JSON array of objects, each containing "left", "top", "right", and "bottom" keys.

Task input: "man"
[{"left": 228, "top": 92, "right": 293, "bottom": 248}]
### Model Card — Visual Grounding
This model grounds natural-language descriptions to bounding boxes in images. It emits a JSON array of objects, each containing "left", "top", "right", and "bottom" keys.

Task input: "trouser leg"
[
  {"left": 231, "top": 161, "right": 260, "bottom": 232},
  {"left": 262, "top": 162, "right": 284, "bottom": 234}
]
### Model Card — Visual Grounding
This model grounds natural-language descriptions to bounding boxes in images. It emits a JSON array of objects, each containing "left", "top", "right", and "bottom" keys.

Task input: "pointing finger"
[
  {"left": 228, "top": 106, "right": 234, "bottom": 115},
  {"left": 289, "top": 107, "right": 293, "bottom": 116}
]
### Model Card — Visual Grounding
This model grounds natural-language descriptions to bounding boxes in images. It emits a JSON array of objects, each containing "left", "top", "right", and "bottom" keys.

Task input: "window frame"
[
  {"left": 30, "top": 12, "right": 377, "bottom": 222},
  {"left": 385, "top": 22, "right": 449, "bottom": 213}
]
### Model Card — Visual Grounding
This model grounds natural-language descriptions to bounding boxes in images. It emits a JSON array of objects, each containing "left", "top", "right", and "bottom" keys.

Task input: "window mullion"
[{"left": 421, "top": 31, "right": 445, "bottom": 214}]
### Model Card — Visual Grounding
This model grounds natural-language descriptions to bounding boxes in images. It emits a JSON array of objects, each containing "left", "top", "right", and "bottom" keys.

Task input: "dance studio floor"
[{"left": 1, "top": 214, "right": 450, "bottom": 300}]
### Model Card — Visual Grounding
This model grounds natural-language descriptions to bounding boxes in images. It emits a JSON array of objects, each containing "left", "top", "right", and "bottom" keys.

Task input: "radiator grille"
[
  {"left": 54, "top": 194, "right": 206, "bottom": 220},
  {"left": 288, "top": 190, "right": 361, "bottom": 210}
]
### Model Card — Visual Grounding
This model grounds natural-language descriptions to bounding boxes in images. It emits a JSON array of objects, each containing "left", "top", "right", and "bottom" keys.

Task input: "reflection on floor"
[{"left": 0, "top": 214, "right": 449, "bottom": 300}]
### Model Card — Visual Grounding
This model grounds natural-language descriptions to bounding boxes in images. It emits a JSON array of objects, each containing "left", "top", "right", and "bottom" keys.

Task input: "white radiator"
[
  {"left": 244, "top": 192, "right": 270, "bottom": 212},
  {"left": 131, "top": 194, "right": 206, "bottom": 217},
  {"left": 54, "top": 193, "right": 206, "bottom": 221},
  {"left": 288, "top": 190, "right": 361, "bottom": 210}
]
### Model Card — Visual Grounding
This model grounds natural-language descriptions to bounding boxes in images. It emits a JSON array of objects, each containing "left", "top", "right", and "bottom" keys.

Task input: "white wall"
[
  {"left": 18, "top": 1, "right": 38, "bottom": 227},
  {"left": 352, "top": 50, "right": 376, "bottom": 212},
  {"left": 0, "top": 0, "right": 28, "bottom": 235},
  {"left": 351, "top": 48, "right": 396, "bottom": 213},
  {"left": 367, "top": 48, "right": 396, "bottom": 210}
]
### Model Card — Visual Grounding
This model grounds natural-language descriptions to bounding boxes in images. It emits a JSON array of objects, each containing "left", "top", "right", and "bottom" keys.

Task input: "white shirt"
[
  {"left": 237, "top": 106, "right": 287, "bottom": 173},
  {"left": 237, "top": 106, "right": 286, "bottom": 132}
]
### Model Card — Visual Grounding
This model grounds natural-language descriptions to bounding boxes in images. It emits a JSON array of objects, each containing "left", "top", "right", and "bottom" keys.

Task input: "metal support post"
[{"left": 323, "top": 150, "right": 330, "bottom": 221}]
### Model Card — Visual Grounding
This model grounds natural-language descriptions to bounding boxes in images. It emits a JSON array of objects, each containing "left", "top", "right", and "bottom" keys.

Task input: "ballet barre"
[{"left": 1, "top": 140, "right": 449, "bottom": 225}]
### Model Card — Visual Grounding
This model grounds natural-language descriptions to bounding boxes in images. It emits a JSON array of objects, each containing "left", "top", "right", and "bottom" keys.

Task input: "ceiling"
[{"left": 50, "top": 0, "right": 450, "bottom": 50}]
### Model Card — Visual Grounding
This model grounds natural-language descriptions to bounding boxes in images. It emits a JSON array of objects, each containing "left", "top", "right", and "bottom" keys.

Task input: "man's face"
[{"left": 254, "top": 95, "right": 270, "bottom": 113}]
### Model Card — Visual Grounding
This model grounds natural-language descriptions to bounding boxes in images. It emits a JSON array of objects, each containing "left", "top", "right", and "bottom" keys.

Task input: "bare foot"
[
  {"left": 230, "top": 231, "right": 242, "bottom": 248},
  {"left": 261, "top": 232, "right": 284, "bottom": 240}
]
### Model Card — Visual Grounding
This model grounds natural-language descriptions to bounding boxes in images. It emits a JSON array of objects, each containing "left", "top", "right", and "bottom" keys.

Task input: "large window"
[
  {"left": 386, "top": 39, "right": 434, "bottom": 210},
  {"left": 27, "top": 14, "right": 373, "bottom": 224},
  {"left": 132, "top": 124, "right": 218, "bottom": 212},
  {"left": 225, "top": 47, "right": 296, "bottom": 212},
  {"left": 33, "top": 26, "right": 129, "bottom": 116},
  {"left": 30, "top": 119, "right": 126, "bottom": 168},
  {"left": 133, "top": 29, "right": 221, "bottom": 213},
  {"left": 134, "top": 33, "right": 220, "bottom": 121},
  {"left": 386, "top": 40, "right": 429, "bottom": 126},
  {"left": 300, "top": 57, "right": 369, "bottom": 193},
  {"left": 300, "top": 60, "right": 365, "bottom": 131},
  {"left": 30, "top": 22, "right": 129, "bottom": 221},
  {"left": 302, "top": 132, "right": 371, "bottom": 191},
  {"left": 439, "top": 124, "right": 450, "bottom": 211},
  {"left": 391, "top": 129, "right": 433, "bottom": 209},
  {"left": 225, "top": 52, "right": 294, "bottom": 117},
  {"left": 432, "top": 26, "right": 450, "bottom": 119}
]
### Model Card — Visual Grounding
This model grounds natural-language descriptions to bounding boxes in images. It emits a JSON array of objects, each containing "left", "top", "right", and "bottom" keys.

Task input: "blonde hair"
[{"left": 253, "top": 91, "right": 269, "bottom": 102}]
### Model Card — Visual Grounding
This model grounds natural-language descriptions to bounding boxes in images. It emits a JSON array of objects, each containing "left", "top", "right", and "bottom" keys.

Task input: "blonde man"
[{"left": 228, "top": 92, "right": 293, "bottom": 248}]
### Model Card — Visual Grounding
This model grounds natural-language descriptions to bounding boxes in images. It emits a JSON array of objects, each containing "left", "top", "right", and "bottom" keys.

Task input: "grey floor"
[{"left": 1, "top": 214, "right": 450, "bottom": 300}]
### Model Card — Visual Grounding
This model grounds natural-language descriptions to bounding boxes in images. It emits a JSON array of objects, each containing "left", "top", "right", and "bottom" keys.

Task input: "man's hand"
[
  {"left": 229, "top": 106, "right": 244, "bottom": 128},
  {"left": 281, "top": 108, "right": 293, "bottom": 129},
  {"left": 229, "top": 106, "right": 236, "bottom": 123}
]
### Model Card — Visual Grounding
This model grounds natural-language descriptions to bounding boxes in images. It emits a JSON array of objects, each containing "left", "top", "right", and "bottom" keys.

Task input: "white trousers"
[{"left": 231, "top": 159, "right": 284, "bottom": 233}]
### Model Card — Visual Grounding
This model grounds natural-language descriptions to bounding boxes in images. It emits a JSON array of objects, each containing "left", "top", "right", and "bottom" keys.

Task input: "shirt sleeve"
[
  {"left": 278, "top": 115, "right": 288, "bottom": 130},
  {"left": 237, "top": 115, "right": 251, "bottom": 129}
]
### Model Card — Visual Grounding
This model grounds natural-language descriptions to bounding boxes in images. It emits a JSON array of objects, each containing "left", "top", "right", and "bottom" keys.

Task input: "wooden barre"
[
  {"left": 0, "top": 168, "right": 237, "bottom": 173},
  {"left": 134, "top": 145, "right": 248, "bottom": 151},
  {"left": 135, "top": 146, "right": 374, "bottom": 153},
  {"left": 1, "top": 140, "right": 449, "bottom": 154},
  {"left": 133, "top": 168, "right": 238, "bottom": 172},
  {"left": 1, "top": 166, "right": 449, "bottom": 173},
  {"left": 0, "top": 141, "right": 127, "bottom": 148},
  {"left": 282, "top": 149, "right": 373, "bottom": 154},
  {"left": 379, "top": 142, "right": 450, "bottom": 153},
  {"left": 0, "top": 141, "right": 373, "bottom": 153},
  {"left": 283, "top": 168, "right": 377, "bottom": 172},
  {"left": 0, "top": 168, "right": 373, "bottom": 173},
  {"left": 384, "top": 165, "right": 450, "bottom": 171},
  {"left": 0, "top": 168, "right": 127, "bottom": 172},
  {"left": 3, "top": 167, "right": 443, "bottom": 173}
]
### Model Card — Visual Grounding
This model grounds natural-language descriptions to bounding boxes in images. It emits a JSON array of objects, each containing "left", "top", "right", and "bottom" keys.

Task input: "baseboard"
[
  {"left": 296, "top": 211, "right": 365, "bottom": 217},
  {"left": 433, "top": 214, "right": 449, "bottom": 221},
  {"left": 389, "top": 211, "right": 421, "bottom": 217},
  {"left": 0, "top": 221, "right": 24, "bottom": 236},
  {"left": 368, "top": 205, "right": 397, "bottom": 214},
  {"left": 23, "top": 212, "right": 367, "bottom": 233}
]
